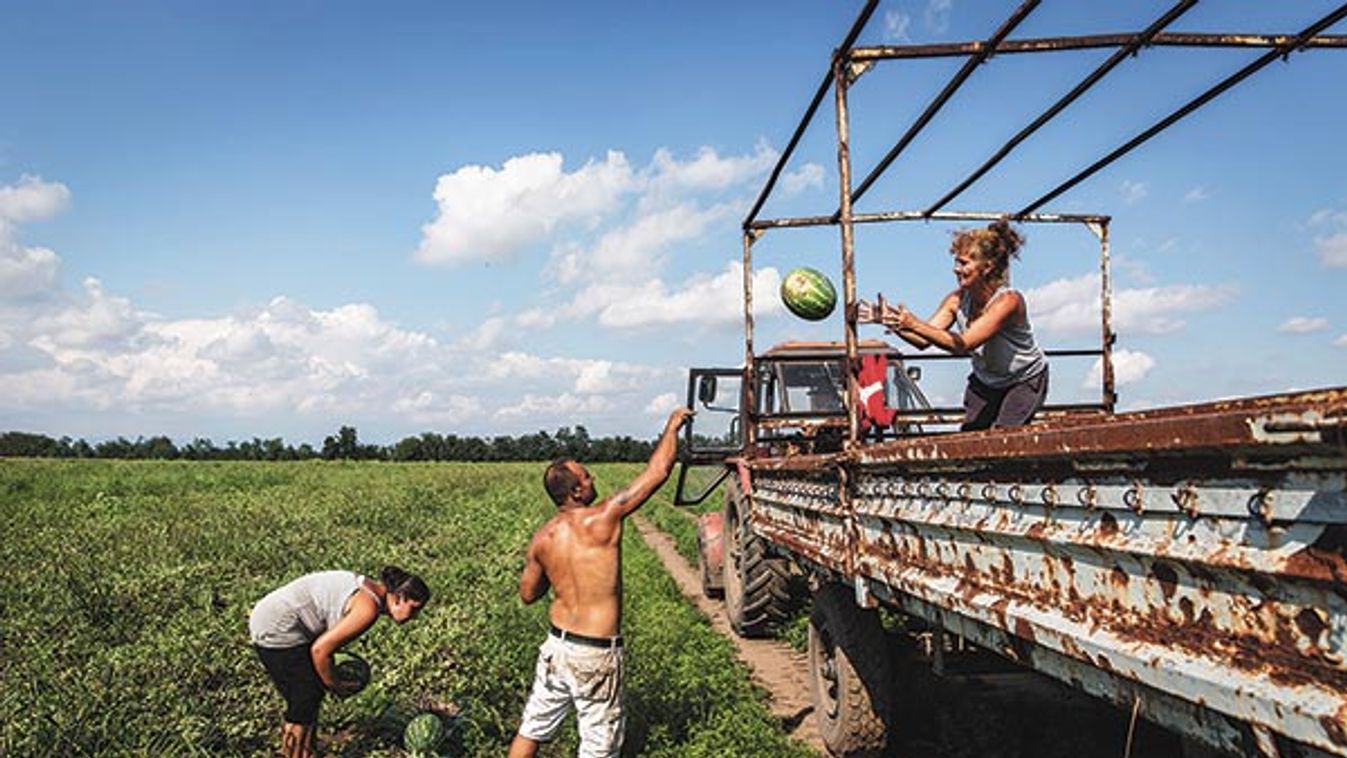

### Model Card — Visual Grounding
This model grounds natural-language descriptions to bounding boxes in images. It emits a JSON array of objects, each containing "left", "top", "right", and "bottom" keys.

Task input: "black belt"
[{"left": 549, "top": 624, "right": 624, "bottom": 649}]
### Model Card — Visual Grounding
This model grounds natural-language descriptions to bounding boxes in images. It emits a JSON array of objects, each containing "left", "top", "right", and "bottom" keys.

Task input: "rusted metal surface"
[
  {"left": 848, "top": 0, "right": 1042, "bottom": 208},
  {"left": 856, "top": 386, "right": 1347, "bottom": 474},
  {"left": 748, "top": 208, "right": 1109, "bottom": 231},
  {"left": 1020, "top": 5, "right": 1347, "bottom": 216},
  {"left": 923, "top": 1, "right": 1196, "bottom": 216},
  {"left": 742, "top": 0, "right": 878, "bottom": 230},
  {"left": 831, "top": 50, "right": 861, "bottom": 445},
  {"left": 849, "top": 32, "right": 1347, "bottom": 62},
  {"left": 741, "top": 385, "right": 1347, "bottom": 755},
  {"left": 742, "top": 231, "right": 757, "bottom": 449},
  {"left": 720, "top": 3, "right": 1347, "bottom": 753}
]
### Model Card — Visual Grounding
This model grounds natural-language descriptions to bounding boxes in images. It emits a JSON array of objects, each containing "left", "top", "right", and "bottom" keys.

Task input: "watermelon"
[
  {"left": 333, "top": 652, "right": 371, "bottom": 694},
  {"left": 780, "top": 267, "right": 837, "bottom": 321},
  {"left": 404, "top": 712, "right": 445, "bottom": 754}
]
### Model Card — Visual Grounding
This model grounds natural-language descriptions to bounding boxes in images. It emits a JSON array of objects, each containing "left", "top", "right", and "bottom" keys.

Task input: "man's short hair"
[{"left": 544, "top": 458, "right": 579, "bottom": 506}]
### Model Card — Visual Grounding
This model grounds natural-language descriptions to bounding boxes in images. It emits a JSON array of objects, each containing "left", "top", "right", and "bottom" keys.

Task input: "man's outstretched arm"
[{"left": 601, "top": 407, "right": 693, "bottom": 520}]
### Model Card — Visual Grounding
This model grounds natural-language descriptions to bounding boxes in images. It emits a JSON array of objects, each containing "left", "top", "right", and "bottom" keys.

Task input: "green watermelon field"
[{"left": 0, "top": 459, "right": 812, "bottom": 757}]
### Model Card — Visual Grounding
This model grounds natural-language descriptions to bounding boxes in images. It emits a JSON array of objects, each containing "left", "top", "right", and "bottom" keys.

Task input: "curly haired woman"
[{"left": 873, "top": 219, "right": 1048, "bottom": 430}]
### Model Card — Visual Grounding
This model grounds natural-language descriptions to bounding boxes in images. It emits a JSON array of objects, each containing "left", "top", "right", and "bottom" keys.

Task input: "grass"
[{"left": 0, "top": 459, "right": 813, "bottom": 758}]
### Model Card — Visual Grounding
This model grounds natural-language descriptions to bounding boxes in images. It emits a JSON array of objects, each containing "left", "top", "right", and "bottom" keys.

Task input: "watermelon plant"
[{"left": 0, "top": 460, "right": 813, "bottom": 757}]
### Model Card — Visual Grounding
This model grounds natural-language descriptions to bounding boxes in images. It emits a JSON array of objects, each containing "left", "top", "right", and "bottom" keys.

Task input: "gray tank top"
[
  {"left": 956, "top": 287, "right": 1046, "bottom": 388},
  {"left": 249, "top": 570, "right": 377, "bottom": 648}
]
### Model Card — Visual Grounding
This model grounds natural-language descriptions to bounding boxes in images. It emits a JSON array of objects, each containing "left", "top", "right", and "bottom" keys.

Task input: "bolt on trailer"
[{"left": 674, "top": 2, "right": 1347, "bottom": 757}]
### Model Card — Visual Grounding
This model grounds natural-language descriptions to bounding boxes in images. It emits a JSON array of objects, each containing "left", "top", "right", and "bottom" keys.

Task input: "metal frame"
[{"left": 737, "top": 0, "right": 1347, "bottom": 451}]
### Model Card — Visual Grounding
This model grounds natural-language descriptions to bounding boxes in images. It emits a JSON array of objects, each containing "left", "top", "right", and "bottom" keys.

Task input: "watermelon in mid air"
[{"left": 780, "top": 267, "right": 837, "bottom": 321}]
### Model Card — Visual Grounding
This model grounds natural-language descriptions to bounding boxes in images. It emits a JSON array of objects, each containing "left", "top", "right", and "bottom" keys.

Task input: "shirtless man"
[{"left": 508, "top": 407, "right": 693, "bottom": 758}]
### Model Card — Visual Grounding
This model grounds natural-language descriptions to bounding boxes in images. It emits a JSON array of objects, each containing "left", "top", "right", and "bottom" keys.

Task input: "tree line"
[{"left": 0, "top": 425, "right": 659, "bottom": 462}]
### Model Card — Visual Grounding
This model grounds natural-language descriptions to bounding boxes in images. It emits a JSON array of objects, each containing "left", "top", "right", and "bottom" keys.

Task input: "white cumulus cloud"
[
  {"left": 1315, "top": 232, "right": 1347, "bottom": 268},
  {"left": 1278, "top": 316, "right": 1329, "bottom": 334},
  {"left": 495, "top": 392, "right": 612, "bottom": 419},
  {"left": 1182, "top": 186, "right": 1209, "bottom": 203},
  {"left": 883, "top": 10, "right": 911, "bottom": 41},
  {"left": 645, "top": 144, "right": 776, "bottom": 196},
  {"left": 1027, "top": 273, "right": 1237, "bottom": 336},
  {"left": 645, "top": 392, "right": 682, "bottom": 415},
  {"left": 781, "top": 163, "right": 825, "bottom": 195},
  {"left": 563, "top": 262, "right": 783, "bottom": 329},
  {"left": 482, "top": 351, "right": 663, "bottom": 396},
  {"left": 925, "top": 0, "right": 952, "bottom": 33},
  {"left": 415, "top": 151, "right": 634, "bottom": 266},
  {"left": 0, "top": 175, "right": 70, "bottom": 223},
  {"left": 551, "top": 202, "right": 732, "bottom": 285},
  {"left": 1084, "top": 349, "right": 1155, "bottom": 389}
]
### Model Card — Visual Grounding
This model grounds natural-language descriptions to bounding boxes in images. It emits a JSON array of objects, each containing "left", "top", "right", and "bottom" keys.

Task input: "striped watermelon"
[
  {"left": 404, "top": 712, "right": 445, "bottom": 754},
  {"left": 780, "top": 267, "right": 837, "bottom": 321},
  {"left": 333, "top": 652, "right": 370, "bottom": 694}
]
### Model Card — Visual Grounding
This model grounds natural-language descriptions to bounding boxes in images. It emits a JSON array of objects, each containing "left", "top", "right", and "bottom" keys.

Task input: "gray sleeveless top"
[
  {"left": 249, "top": 570, "right": 377, "bottom": 648},
  {"left": 956, "top": 287, "right": 1046, "bottom": 388}
]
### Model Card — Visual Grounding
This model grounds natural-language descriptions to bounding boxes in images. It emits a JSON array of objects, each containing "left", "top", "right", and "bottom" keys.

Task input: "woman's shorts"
[{"left": 255, "top": 643, "right": 324, "bottom": 725}]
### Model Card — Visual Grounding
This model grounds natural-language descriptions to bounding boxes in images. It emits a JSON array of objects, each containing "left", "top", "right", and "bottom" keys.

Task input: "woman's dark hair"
[
  {"left": 381, "top": 565, "right": 431, "bottom": 604},
  {"left": 950, "top": 218, "right": 1025, "bottom": 289}
]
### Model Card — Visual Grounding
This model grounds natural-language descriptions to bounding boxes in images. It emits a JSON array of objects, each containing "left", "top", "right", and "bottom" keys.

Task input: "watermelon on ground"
[
  {"left": 780, "top": 267, "right": 837, "bottom": 321},
  {"left": 404, "top": 712, "right": 445, "bottom": 754}
]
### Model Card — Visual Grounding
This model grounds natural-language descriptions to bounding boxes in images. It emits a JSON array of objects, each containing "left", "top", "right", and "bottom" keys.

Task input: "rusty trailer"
[{"left": 677, "top": 3, "right": 1347, "bottom": 757}]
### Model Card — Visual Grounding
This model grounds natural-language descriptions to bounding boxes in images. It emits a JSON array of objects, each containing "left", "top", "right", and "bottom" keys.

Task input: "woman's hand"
[{"left": 880, "top": 303, "right": 915, "bottom": 333}]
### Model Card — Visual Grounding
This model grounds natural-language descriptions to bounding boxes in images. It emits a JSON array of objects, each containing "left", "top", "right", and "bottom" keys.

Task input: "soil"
[
  {"left": 632, "top": 516, "right": 826, "bottom": 752},
  {"left": 633, "top": 516, "right": 1189, "bottom": 758}
]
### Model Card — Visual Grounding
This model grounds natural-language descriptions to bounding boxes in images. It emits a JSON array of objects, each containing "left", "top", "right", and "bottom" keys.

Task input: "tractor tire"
[
  {"left": 808, "top": 583, "right": 893, "bottom": 757},
  {"left": 722, "top": 480, "right": 795, "bottom": 638}
]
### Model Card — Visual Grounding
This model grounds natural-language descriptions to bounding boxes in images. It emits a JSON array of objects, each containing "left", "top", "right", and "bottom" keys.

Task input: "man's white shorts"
[{"left": 517, "top": 634, "right": 625, "bottom": 758}]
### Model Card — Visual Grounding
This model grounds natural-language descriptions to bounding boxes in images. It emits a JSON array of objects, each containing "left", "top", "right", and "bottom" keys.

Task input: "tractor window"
[{"left": 763, "top": 361, "right": 845, "bottom": 415}]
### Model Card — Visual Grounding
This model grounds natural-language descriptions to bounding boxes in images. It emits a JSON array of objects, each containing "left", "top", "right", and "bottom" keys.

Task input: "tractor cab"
[{"left": 676, "top": 339, "right": 929, "bottom": 505}]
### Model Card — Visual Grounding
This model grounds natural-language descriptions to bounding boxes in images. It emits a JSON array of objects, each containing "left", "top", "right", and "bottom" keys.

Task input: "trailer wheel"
[
  {"left": 808, "top": 583, "right": 892, "bottom": 757},
  {"left": 723, "top": 481, "right": 794, "bottom": 637}
]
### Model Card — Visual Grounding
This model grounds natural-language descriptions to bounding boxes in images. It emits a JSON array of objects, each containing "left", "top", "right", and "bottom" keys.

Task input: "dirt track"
[
  {"left": 632, "top": 516, "right": 826, "bottom": 753},
  {"left": 633, "top": 515, "right": 1188, "bottom": 758}
]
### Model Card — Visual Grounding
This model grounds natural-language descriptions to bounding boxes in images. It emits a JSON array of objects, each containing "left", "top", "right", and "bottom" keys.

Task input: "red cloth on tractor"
[{"left": 857, "top": 353, "right": 897, "bottom": 434}]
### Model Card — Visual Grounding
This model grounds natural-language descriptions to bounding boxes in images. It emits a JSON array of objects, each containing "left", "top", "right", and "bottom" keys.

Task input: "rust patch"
[
  {"left": 1099, "top": 512, "right": 1119, "bottom": 537},
  {"left": 1293, "top": 608, "right": 1325, "bottom": 643},
  {"left": 1027, "top": 521, "right": 1046, "bottom": 539},
  {"left": 1179, "top": 596, "right": 1196, "bottom": 624},
  {"left": 1322, "top": 704, "right": 1347, "bottom": 747},
  {"left": 1013, "top": 615, "right": 1037, "bottom": 644},
  {"left": 1110, "top": 564, "right": 1129, "bottom": 587},
  {"left": 1283, "top": 524, "right": 1347, "bottom": 585},
  {"left": 1150, "top": 561, "right": 1179, "bottom": 600}
]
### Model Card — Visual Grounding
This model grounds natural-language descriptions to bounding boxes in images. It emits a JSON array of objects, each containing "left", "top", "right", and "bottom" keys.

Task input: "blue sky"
[{"left": 2, "top": 1, "right": 1345, "bottom": 444}]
